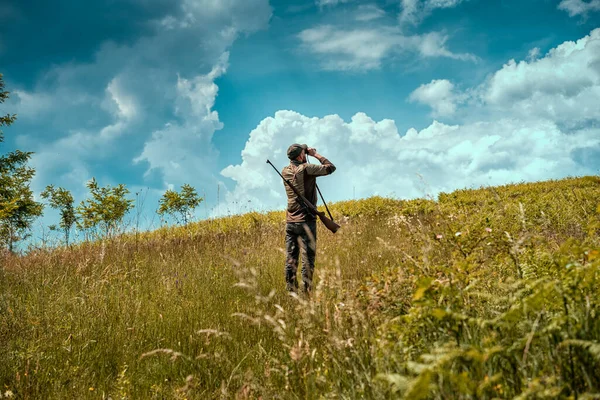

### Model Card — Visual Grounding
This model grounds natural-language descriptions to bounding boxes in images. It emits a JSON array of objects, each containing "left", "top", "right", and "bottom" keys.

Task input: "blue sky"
[{"left": 1, "top": 0, "right": 600, "bottom": 235}]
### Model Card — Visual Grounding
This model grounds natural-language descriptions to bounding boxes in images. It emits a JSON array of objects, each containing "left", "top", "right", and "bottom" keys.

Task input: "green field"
[{"left": 1, "top": 176, "right": 599, "bottom": 399}]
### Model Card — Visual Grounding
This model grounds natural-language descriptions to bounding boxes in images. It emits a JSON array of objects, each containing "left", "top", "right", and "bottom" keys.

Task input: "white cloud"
[
  {"left": 219, "top": 112, "right": 598, "bottom": 215},
  {"left": 298, "top": 25, "right": 476, "bottom": 71},
  {"left": 24, "top": 78, "right": 139, "bottom": 194},
  {"left": 105, "top": 78, "right": 138, "bottom": 121},
  {"left": 14, "top": 0, "right": 272, "bottom": 199},
  {"left": 527, "top": 47, "right": 541, "bottom": 62},
  {"left": 399, "top": 0, "right": 466, "bottom": 26},
  {"left": 220, "top": 111, "right": 408, "bottom": 214},
  {"left": 298, "top": 26, "right": 396, "bottom": 70},
  {"left": 316, "top": 0, "right": 353, "bottom": 7},
  {"left": 134, "top": 54, "right": 228, "bottom": 187},
  {"left": 480, "top": 28, "right": 600, "bottom": 127},
  {"left": 410, "top": 28, "right": 600, "bottom": 128},
  {"left": 12, "top": 90, "right": 55, "bottom": 118},
  {"left": 415, "top": 32, "right": 478, "bottom": 61},
  {"left": 219, "top": 28, "right": 600, "bottom": 214},
  {"left": 399, "top": 0, "right": 421, "bottom": 25},
  {"left": 355, "top": 4, "right": 386, "bottom": 21},
  {"left": 409, "top": 79, "right": 462, "bottom": 117},
  {"left": 558, "top": 0, "right": 600, "bottom": 17},
  {"left": 179, "top": 0, "right": 272, "bottom": 33}
]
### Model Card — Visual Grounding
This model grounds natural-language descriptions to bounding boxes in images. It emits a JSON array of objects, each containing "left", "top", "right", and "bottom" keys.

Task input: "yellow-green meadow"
[{"left": 2, "top": 176, "right": 600, "bottom": 399}]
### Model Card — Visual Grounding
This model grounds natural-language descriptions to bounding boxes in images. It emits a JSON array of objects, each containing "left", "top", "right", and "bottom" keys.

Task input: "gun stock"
[{"left": 316, "top": 211, "right": 340, "bottom": 233}]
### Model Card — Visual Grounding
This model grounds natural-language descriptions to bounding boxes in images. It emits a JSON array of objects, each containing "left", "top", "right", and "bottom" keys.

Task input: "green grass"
[{"left": 1, "top": 176, "right": 600, "bottom": 399}]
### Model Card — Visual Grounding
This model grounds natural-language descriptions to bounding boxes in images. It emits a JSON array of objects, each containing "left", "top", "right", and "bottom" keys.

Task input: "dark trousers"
[{"left": 285, "top": 220, "right": 317, "bottom": 292}]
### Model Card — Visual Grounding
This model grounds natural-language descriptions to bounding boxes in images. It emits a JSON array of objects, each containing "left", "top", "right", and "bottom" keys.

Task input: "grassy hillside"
[{"left": 1, "top": 176, "right": 600, "bottom": 399}]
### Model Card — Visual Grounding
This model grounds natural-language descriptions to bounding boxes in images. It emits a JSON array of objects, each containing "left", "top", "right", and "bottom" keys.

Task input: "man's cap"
[{"left": 287, "top": 143, "right": 308, "bottom": 159}]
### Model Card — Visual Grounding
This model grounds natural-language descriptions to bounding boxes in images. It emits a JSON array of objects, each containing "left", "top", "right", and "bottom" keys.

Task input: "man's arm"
[{"left": 305, "top": 148, "right": 336, "bottom": 176}]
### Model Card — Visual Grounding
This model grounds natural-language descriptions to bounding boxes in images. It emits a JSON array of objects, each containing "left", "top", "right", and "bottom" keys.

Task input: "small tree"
[
  {"left": 158, "top": 184, "right": 202, "bottom": 225},
  {"left": 0, "top": 73, "right": 43, "bottom": 252},
  {"left": 77, "top": 178, "right": 134, "bottom": 239},
  {"left": 41, "top": 185, "right": 76, "bottom": 246}
]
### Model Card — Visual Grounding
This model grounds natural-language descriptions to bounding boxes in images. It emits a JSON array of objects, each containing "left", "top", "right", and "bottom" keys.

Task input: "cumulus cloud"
[
  {"left": 14, "top": 0, "right": 272, "bottom": 196},
  {"left": 399, "top": 0, "right": 467, "bottom": 26},
  {"left": 4, "top": 0, "right": 273, "bottom": 242},
  {"left": 298, "top": 25, "right": 476, "bottom": 71},
  {"left": 558, "top": 0, "right": 600, "bottom": 17},
  {"left": 411, "top": 28, "right": 600, "bottom": 128},
  {"left": 480, "top": 28, "right": 600, "bottom": 128},
  {"left": 220, "top": 111, "right": 407, "bottom": 213},
  {"left": 409, "top": 79, "right": 463, "bottom": 117},
  {"left": 220, "top": 28, "right": 600, "bottom": 214},
  {"left": 219, "top": 112, "right": 598, "bottom": 215},
  {"left": 134, "top": 54, "right": 228, "bottom": 187}
]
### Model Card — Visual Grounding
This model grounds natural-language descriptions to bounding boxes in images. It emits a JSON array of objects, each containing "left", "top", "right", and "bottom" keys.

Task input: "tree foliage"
[
  {"left": 41, "top": 185, "right": 76, "bottom": 246},
  {"left": 0, "top": 73, "right": 17, "bottom": 136},
  {"left": 77, "top": 178, "right": 134, "bottom": 239},
  {"left": 158, "top": 184, "right": 203, "bottom": 225},
  {"left": 0, "top": 73, "right": 43, "bottom": 252}
]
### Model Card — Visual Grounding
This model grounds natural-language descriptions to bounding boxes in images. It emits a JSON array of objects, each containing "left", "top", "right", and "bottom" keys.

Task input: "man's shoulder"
[
  {"left": 281, "top": 163, "right": 292, "bottom": 173},
  {"left": 283, "top": 162, "right": 307, "bottom": 173}
]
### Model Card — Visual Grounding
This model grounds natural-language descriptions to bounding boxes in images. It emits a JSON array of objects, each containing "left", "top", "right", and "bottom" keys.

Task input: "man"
[{"left": 282, "top": 143, "right": 336, "bottom": 293}]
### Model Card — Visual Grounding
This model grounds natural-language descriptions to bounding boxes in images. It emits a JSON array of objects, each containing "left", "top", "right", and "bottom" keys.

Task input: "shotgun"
[{"left": 266, "top": 159, "right": 340, "bottom": 233}]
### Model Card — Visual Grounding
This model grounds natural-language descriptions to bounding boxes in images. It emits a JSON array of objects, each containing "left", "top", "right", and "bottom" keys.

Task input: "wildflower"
[
  {"left": 4, "top": 391, "right": 14, "bottom": 399},
  {"left": 485, "top": 227, "right": 492, "bottom": 233},
  {"left": 455, "top": 232, "right": 462, "bottom": 237},
  {"left": 435, "top": 234, "right": 443, "bottom": 239},
  {"left": 89, "top": 387, "right": 94, "bottom": 391}
]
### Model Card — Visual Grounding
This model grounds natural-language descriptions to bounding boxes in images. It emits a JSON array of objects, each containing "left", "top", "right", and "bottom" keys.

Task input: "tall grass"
[{"left": 1, "top": 176, "right": 600, "bottom": 399}]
